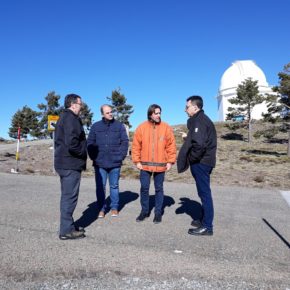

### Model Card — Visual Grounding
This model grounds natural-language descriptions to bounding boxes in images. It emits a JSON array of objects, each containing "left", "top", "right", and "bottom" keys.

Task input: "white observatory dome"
[
  {"left": 217, "top": 60, "right": 272, "bottom": 121},
  {"left": 220, "top": 60, "right": 269, "bottom": 92}
]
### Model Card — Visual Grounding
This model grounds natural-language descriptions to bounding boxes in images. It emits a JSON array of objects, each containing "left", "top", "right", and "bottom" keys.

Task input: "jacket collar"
[
  {"left": 187, "top": 109, "right": 204, "bottom": 129},
  {"left": 102, "top": 117, "right": 115, "bottom": 125},
  {"left": 65, "top": 108, "right": 78, "bottom": 117}
]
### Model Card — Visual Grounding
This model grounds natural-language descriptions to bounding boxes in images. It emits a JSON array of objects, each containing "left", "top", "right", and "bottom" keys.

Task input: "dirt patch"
[{"left": 0, "top": 122, "right": 289, "bottom": 189}]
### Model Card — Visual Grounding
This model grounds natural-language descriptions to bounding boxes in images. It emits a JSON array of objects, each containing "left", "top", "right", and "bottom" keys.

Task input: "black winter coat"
[
  {"left": 54, "top": 109, "right": 87, "bottom": 171},
  {"left": 87, "top": 118, "right": 129, "bottom": 168},
  {"left": 177, "top": 110, "right": 217, "bottom": 173}
]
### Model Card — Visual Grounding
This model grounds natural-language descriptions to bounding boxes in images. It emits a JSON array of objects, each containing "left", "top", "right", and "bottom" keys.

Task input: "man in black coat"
[
  {"left": 177, "top": 95, "right": 217, "bottom": 236},
  {"left": 54, "top": 94, "right": 87, "bottom": 240}
]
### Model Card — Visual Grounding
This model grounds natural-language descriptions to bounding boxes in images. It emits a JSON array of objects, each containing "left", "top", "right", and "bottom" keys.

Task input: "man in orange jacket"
[{"left": 132, "top": 104, "right": 176, "bottom": 223}]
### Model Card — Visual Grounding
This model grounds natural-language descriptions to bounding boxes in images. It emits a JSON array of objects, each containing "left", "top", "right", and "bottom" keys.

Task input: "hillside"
[{"left": 0, "top": 121, "right": 289, "bottom": 189}]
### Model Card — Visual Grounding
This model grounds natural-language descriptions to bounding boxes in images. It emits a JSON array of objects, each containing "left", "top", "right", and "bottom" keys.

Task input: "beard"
[{"left": 151, "top": 117, "right": 161, "bottom": 123}]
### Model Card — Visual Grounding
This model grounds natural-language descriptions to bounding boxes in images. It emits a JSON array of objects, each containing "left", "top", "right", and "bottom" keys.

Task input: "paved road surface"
[{"left": 0, "top": 172, "right": 289, "bottom": 289}]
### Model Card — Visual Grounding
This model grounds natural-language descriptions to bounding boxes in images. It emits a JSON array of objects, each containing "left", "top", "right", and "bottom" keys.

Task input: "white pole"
[
  {"left": 52, "top": 131, "right": 55, "bottom": 174},
  {"left": 15, "top": 126, "right": 21, "bottom": 172}
]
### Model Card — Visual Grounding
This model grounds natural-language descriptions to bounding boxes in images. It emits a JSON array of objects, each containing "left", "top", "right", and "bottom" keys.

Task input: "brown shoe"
[
  {"left": 98, "top": 211, "right": 105, "bottom": 218},
  {"left": 111, "top": 210, "right": 119, "bottom": 217}
]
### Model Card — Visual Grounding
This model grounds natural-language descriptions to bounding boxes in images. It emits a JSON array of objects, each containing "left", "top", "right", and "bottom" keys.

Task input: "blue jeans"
[
  {"left": 56, "top": 169, "right": 81, "bottom": 236},
  {"left": 190, "top": 163, "right": 214, "bottom": 231},
  {"left": 94, "top": 166, "right": 121, "bottom": 211},
  {"left": 139, "top": 170, "right": 165, "bottom": 215}
]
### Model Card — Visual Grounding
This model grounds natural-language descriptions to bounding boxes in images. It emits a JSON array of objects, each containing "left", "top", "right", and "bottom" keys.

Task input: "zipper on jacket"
[{"left": 152, "top": 123, "right": 155, "bottom": 162}]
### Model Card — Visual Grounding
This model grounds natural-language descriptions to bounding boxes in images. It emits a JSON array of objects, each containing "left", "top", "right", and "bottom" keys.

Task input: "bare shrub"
[
  {"left": 240, "top": 156, "right": 253, "bottom": 162},
  {"left": 253, "top": 175, "right": 264, "bottom": 183}
]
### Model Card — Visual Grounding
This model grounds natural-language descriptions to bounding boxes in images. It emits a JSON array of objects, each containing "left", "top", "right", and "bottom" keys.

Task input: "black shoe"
[
  {"left": 75, "top": 226, "right": 85, "bottom": 233},
  {"left": 188, "top": 226, "right": 213, "bottom": 236},
  {"left": 136, "top": 212, "right": 149, "bottom": 222},
  {"left": 153, "top": 214, "right": 162, "bottom": 224},
  {"left": 191, "top": 219, "right": 202, "bottom": 227},
  {"left": 59, "top": 230, "right": 86, "bottom": 240}
]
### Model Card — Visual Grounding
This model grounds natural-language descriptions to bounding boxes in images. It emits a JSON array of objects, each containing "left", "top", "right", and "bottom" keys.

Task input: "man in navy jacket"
[
  {"left": 54, "top": 94, "right": 87, "bottom": 240},
  {"left": 177, "top": 95, "right": 217, "bottom": 236},
  {"left": 87, "top": 104, "right": 129, "bottom": 218}
]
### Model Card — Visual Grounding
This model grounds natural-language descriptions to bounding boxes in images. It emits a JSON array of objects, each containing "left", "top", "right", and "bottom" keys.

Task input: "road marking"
[{"left": 280, "top": 191, "right": 290, "bottom": 208}]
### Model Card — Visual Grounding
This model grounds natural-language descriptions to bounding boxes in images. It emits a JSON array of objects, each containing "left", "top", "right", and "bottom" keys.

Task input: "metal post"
[{"left": 52, "top": 131, "right": 55, "bottom": 174}]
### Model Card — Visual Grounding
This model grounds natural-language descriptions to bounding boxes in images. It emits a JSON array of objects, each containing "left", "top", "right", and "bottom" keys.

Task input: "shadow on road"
[
  {"left": 175, "top": 197, "right": 203, "bottom": 221},
  {"left": 262, "top": 218, "right": 290, "bottom": 249},
  {"left": 148, "top": 194, "right": 175, "bottom": 215},
  {"left": 74, "top": 191, "right": 139, "bottom": 228}
]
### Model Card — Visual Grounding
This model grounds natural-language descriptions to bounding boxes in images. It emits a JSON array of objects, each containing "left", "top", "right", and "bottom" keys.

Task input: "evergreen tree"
[
  {"left": 227, "top": 78, "right": 264, "bottom": 142},
  {"left": 106, "top": 88, "right": 134, "bottom": 128},
  {"left": 37, "top": 91, "right": 61, "bottom": 137},
  {"left": 263, "top": 63, "right": 290, "bottom": 156},
  {"left": 79, "top": 102, "right": 94, "bottom": 134},
  {"left": 9, "top": 106, "right": 41, "bottom": 139}
]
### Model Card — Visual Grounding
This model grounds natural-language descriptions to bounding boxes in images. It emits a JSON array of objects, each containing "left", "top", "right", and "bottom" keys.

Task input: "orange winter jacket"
[{"left": 132, "top": 121, "right": 177, "bottom": 172}]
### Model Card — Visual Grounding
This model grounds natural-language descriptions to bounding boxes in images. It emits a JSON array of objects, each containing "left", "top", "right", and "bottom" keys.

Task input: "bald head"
[{"left": 101, "top": 104, "right": 114, "bottom": 121}]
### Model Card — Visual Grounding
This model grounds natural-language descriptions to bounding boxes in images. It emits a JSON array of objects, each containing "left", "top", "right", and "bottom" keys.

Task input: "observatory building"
[{"left": 217, "top": 60, "right": 273, "bottom": 121}]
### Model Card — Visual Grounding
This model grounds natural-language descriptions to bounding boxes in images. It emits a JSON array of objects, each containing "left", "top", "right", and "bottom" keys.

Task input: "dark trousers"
[
  {"left": 190, "top": 163, "right": 214, "bottom": 231},
  {"left": 140, "top": 170, "right": 165, "bottom": 215},
  {"left": 56, "top": 169, "right": 81, "bottom": 235}
]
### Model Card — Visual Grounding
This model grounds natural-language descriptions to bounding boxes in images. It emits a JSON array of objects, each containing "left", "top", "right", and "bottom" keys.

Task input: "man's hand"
[
  {"left": 136, "top": 162, "right": 143, "bottom": 170},
  {"left": 166, "top": 163, "right": 172, "bottom": 171},
  {"left": 180, "top": 132, "right": 187, "bottom": 140}
]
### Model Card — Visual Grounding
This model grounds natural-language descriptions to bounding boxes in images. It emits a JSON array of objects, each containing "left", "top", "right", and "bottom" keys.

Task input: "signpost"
[
  {"left": 11, "top": 126, "right": 21, "bottom": 174},
  {"left": 48, "top": 115, "right": 59, "bottom": 173}
]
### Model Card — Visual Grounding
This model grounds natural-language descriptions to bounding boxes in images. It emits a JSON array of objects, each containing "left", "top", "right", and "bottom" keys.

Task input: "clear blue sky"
[{"left": 1, "top": 0, "right": 289, "bottom": 138}]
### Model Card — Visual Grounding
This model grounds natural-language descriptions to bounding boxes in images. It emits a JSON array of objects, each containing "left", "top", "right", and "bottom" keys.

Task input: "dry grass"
[{"left": 0, "top": 121, "right": 289, "bottom": 189}]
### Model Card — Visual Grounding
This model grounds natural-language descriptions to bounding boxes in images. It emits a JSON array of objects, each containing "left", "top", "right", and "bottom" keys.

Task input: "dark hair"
[
  {"left": 64, "top": 94, "right": 81, "bottom": 109},
  {"left": 147, "top": 104, "right": 162, "bottom": 120},
  {"left": 186, "top": 95, "right": 203, "bottom": 109},
  {"left": 100, "top": 104, "right": 112, "bottom": 114}
]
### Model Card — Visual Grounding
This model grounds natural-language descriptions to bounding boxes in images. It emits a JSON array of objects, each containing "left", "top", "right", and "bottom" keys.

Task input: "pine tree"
[
  {"left": 263, "top": 63, "right": 290, "bottom": 156},
  {"left": 79, "top": 102, "right": 94, "bottom": 134},
  {"left": 37, "top": 91, "right": 61, "bottom": 137},
  {"left": 106, "top": 88, "right": 134, "bottom": 128},
  {"left": 227, "top": 78, "right": 264, "bottom": 142},
  {"left": 9, "top": 106, "right": 41, "bottom": 139}
]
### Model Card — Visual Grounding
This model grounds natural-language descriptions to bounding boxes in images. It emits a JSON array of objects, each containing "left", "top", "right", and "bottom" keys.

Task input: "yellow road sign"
[{"left": 48, "top": 115, "right": 59, "bottom": 131}]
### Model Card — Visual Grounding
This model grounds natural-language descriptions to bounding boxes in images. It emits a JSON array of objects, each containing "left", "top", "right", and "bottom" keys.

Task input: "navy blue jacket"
[
  {"left": 54, "top": 109, "right": 87, "bottom": 171},
  {"left": 177, "top": 110, "right": 217, "bottom": 173},
  {"left": 87, "top": 118, "right": 129, "bottom": 168}
]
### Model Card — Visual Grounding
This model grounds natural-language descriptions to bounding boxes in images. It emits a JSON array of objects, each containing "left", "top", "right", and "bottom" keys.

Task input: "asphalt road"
[{"left": 0, "top": 172, "right": 289, "bottom": 289}]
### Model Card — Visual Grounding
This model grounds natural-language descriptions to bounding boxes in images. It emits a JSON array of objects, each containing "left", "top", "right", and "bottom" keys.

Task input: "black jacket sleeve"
[
  {"left": 187, "top": 120, "right": 206, "bottom": 163},
  {"left": 65, "top": 117, "right": 87, "bottom": 159}
]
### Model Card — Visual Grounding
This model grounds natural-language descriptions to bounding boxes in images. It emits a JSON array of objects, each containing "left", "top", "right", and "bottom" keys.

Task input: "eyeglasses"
[{"left": 185, "top": 104, "right": 194, "bottom": 110}]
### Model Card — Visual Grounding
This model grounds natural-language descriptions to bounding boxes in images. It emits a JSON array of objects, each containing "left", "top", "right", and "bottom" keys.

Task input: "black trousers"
[{"left": 56, "top": 169, "right": 81, "bottom": 235}]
